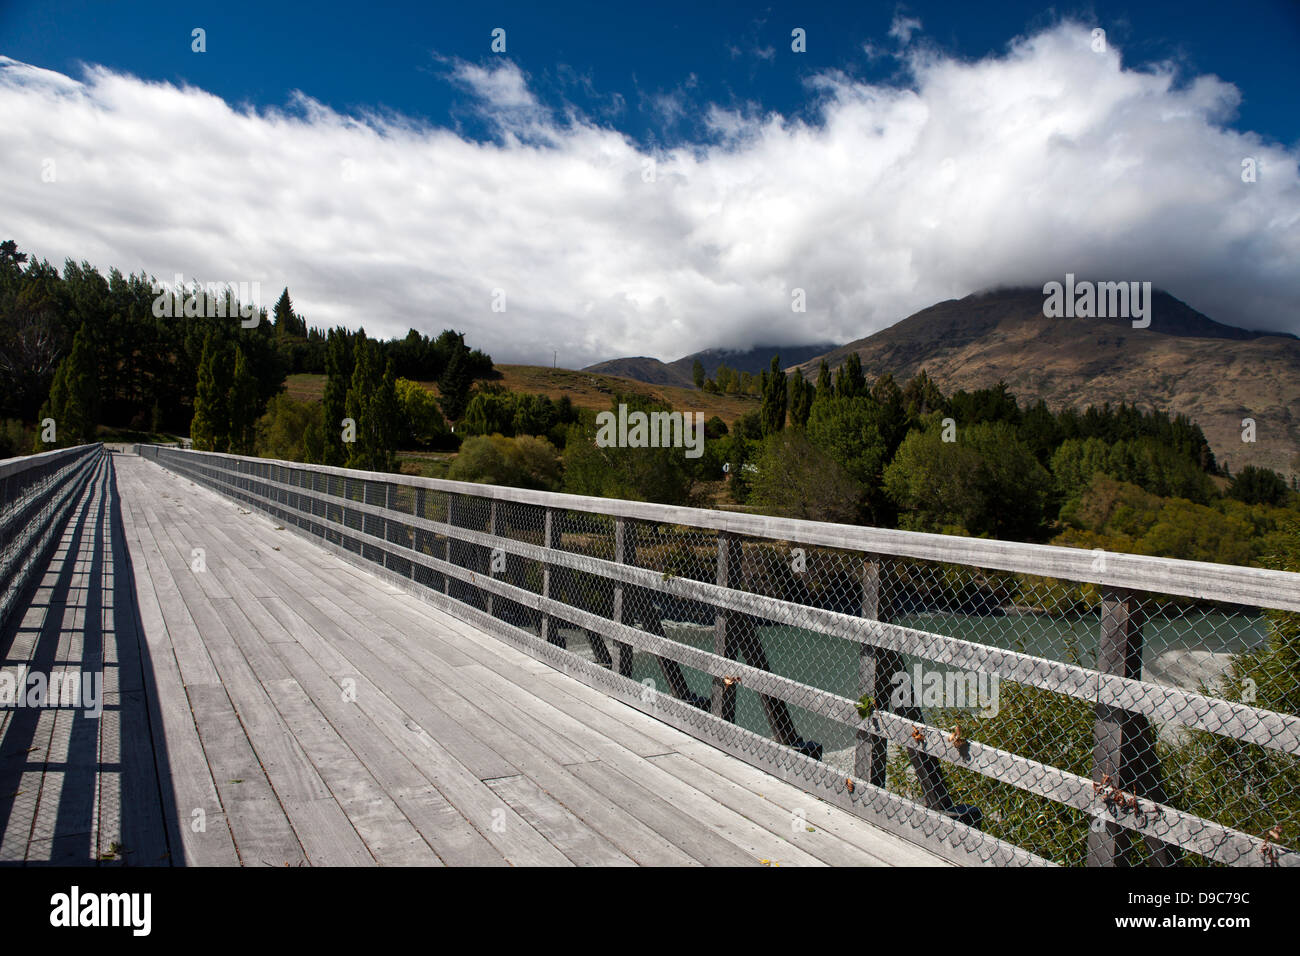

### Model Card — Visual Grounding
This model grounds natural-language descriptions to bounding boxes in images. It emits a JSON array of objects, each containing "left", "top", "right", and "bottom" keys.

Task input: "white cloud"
[
  {"left": 889, "top": 15, "right": 924, "bottom": 45},
  {"left": 0, "top": 22, "right": 1297, "bottom": 370}
]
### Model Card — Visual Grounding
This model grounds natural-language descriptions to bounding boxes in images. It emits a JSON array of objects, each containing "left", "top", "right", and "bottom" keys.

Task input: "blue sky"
[
  {"left": 5, "top": 0, "right": 1298, "bottom": 147},
  {"left": 1, "top": 1, "right": 1298, "bottom": 363}
]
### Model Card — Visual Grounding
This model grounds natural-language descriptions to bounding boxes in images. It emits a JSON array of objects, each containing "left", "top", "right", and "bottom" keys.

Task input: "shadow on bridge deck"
[{"left": 0, "top": 449, "right": 175, "bottom": 865}]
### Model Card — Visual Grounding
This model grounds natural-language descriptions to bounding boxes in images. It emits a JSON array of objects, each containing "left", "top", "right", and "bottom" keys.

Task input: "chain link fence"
[
  {"left": 138, "top": 445, "right": 1300, "bottom": 867},
  {"left": 0, "top": 444, "right": 104, "bottom": 636}
]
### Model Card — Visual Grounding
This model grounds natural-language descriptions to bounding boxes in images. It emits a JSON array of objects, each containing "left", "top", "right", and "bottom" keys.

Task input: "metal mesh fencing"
[
  {"left": 0, "top": 444, "right": 104, "bottom": 635},
  {"left": 139, "top": 445, "right": 1300, "bottom": 867}
]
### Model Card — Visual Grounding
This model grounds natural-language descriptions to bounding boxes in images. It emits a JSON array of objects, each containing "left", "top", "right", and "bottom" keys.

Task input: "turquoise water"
[{"left": 552, "top": 609, "right": 1271, "bottom": 771}]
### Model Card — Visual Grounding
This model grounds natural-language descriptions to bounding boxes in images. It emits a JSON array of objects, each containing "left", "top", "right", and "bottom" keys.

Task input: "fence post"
[
  {"left": 444, "top": 493, "right": 455, "bottom": 597},
  {"left": 383, "top": 482, "right": 396, "bottom": 570},
  {"left": 711, "top": 531, "right": 740, "bottom": 722},
  {"left": 856, "top": 554, "right": 889, "bottom": 786},
  {"left": 486, "top": 499, "right": 497, "bottom": 618},
  {"left": 1087, "top": 587, "right": 1176, "bottom": 866},
  {"left": 611, "top": 517, "right": 634, "bottom": 677},
  {"left": 541, "top": 507, "right": 560, "bottom": 646},
  {"left": 860, "top": 555, "right": 972, "bottom": 822},
  {"left": 414, "top": 487, "right": 426, "bottom": 569}
]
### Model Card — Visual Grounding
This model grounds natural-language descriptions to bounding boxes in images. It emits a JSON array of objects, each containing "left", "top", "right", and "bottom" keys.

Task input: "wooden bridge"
[
  {"left": 0, "top": 447, "right": 944, "bottom": 866},
  {"left": 4, "top": 443, "right": 1299, "bottom": 867}
]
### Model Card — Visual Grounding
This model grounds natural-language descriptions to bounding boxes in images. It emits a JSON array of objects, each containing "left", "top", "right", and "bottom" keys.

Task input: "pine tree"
[
  {"left": 272, "top": 287, "right": 302, "bottom": 339},
  {"left": 438, "top": 347, "right": 472, "bottom": 422},
  {"left": 692, "top": 359, "right": 705, "bottom": 389}
]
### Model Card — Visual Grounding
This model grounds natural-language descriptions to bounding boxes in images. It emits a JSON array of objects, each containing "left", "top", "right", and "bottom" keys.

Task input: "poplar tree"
[
  {"left": 191, "top": 333, "right": 232, "bottom": 452},
  {"left": 760, "top": 354, "right": 787, "bottom": 436},
  {"left": 322, "top": 327, "right": 354, "bottom": 465},
  {"left": 227, "top": 345, "right": 259, "bottom": 454}
]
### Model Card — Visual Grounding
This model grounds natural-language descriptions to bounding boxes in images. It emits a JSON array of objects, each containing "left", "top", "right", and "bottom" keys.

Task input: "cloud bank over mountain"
[{"left": 2, "top": 20, "right": 1297, "bottom": 365}]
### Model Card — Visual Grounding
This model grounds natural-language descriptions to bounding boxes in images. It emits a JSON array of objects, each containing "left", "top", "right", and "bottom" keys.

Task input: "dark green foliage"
[
  {"left": 692, "top": 358, "right": 705, "bottom": 389},
  {"left": 255, "top": 394, "right": 325, "bottom": 463},
  {"left": 1228, "top": 465, "right": 1290, "bottom": 507},
  {"left": 36, "top": 323, "right": 96, "bottom": 448},
  {"left": 788, "top": 367, "right": 813, "bottom": 428},
  {"left": 759, "top": 355, "right": 787, "bottom": 436},
  {"left": 344, "top": 333, "right": 401, "bottom": 473},
  {"left": 834, "top": 352, "right": 865, "bottom": 398},
  {"left": 562, "top": 395, "right": 694, "bottom": 506},
  {"left": 322, "top": 326, "right": 354, "bottom": 465},
  {"left": 748, "top": 429, "right": 862, "bottom": 523},
  {"left": 190, "top": 333, "right": 231, "bottom": 452}
]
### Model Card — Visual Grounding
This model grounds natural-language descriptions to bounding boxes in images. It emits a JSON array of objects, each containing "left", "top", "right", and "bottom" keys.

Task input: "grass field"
[{"left": 284, "top": 364, "right": 760, "bottom": 425}]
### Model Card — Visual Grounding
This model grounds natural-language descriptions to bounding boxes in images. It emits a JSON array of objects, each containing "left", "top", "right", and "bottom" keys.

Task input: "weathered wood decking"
[{"left": 0, "top": 449, "right": 945, "bottom": 866}]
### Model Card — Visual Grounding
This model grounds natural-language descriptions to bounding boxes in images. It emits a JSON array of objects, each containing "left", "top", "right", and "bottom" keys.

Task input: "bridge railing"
[
  {"left": 0, "top": 443, "right": 104, "bottom": 635},
  {"left": 139, "top": 444, "right": 1300, "bottom": 867}
]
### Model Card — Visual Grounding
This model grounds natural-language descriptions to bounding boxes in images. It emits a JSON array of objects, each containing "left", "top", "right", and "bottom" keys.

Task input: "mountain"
[
  {"left": 797, "top": 288, "right": 1300, "bottom": 477},
  {"left": 584, "top": 341, "right": 839, "bottom": 388}
]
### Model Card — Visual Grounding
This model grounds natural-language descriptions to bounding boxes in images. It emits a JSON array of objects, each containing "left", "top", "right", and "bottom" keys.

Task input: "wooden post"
[
  {"left": 611, "top": 517, "right": 634, "bottom": 677},
  {"left": 486, "top": 499, "right": 497, "bottom": 618},
  {"left": 1087, "top": 587, "right": 1176, "bottom": 866},
  {"left": 383, "top": 483, "right": 396, "bottom": 570},
  {"left": 711, "top": 532, "right": 740, "bottom": 722},
  {"left": 444, "top": 493, "right": 455, "bottom": 597},
  {"left": 414, "top": 488, "right": 427, "bottom": 568},
  {"left": 862, "top": 555, "right": 964, "bottom": 818},
  {"left": 855, "top": 555, "right": 889, "bottom": 786},
  {"left": 541, "top": 508, "right": 561, "bottom": 646}
]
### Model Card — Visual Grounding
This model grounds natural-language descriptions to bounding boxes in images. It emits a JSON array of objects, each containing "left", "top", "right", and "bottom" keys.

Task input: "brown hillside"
[{"left": 797, "top": 289, "right": 1300, "bottom": 477}]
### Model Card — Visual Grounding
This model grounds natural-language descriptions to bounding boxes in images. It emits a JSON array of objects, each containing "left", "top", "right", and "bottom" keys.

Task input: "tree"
[
  {"left": 190, "top": 333, "right": 231, "bottom": 452},
  {"left": 322, "top": 327, "right": 354, "bottom": 465},
  {"left": 36, "top": 323, "right": 96, "bottom": 448},
  {"left": 814, "top": 359, "right": 832, "bottom": 402},
  {"left": 749, "top": 429, "right": 863, "bottom": 523},
  {"left": 760, "top": 355, "right": 787, "bottom": 436},
  {"left": 692, "top": 359, "right": 705, "bottom": 389},
  {"left": 345, "top": 334, "right": 400, "bottom": 472},
  {"left": 835, "top": 353, "right": 865, "bottom": 399},
  {"left": 449, "top": 434, "right": 561, "bottom": 491},
  {"left": 788, "top": 367, "right": 813, "bottom": 428},
  {"left": 884, "top": 421, "right": 1050, "bottom": 540},
  {"left": 1228, "top": 465, "right": 1290, "bottom": 507},
  {"left": 395, "top": 378, "right": 452, "bottom": 449},
  {"left": 255, "top": 394, "right": 325, "bottom": 463},
  {"left": 902, "top": 369, "right": 946, "bottom": 420},
  {"left": 272, "top": 287, "right": 304, "bottom": 339},
  {"left": 438, "top": 346, "right": 473, "bottom": 422},
  {"left": 227, "top": 346, "right": 259, "bottom": 455},
  {"left": 561, "top": 395, "right": 694, "bottom": 506}
]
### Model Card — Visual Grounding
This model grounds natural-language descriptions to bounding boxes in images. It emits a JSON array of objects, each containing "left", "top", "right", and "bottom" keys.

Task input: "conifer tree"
[{"left": 760, "top": 354, "right": 787, "bottom": 436}]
